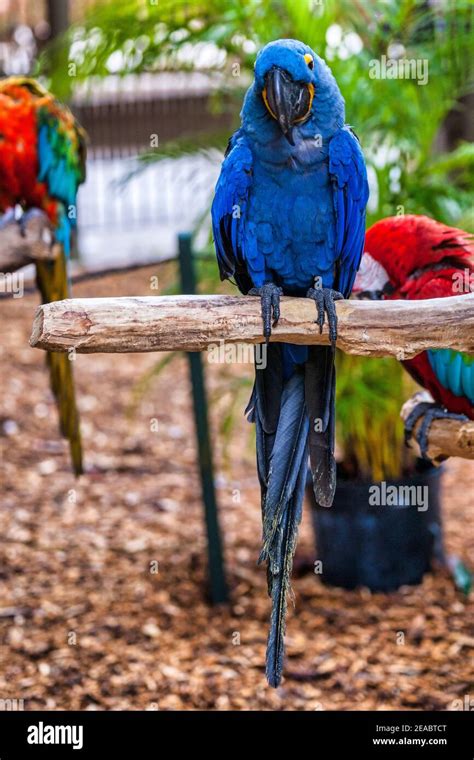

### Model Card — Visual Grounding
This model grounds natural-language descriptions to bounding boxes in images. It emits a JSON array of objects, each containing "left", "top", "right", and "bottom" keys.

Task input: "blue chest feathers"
[{"left": 246, "top": 150, "right": 336, "bottom": 292}]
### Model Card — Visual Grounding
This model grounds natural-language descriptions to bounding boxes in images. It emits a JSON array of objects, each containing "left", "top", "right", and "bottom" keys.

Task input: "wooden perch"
[
  {"left": 30, "top": 293, "right": 474, "bottom": 358},
  {"left": 401, "top": 392, "right": 474, "bottom": 462},
  {"left": 0, "top": 212, "right": 58, "bottom": 273}
]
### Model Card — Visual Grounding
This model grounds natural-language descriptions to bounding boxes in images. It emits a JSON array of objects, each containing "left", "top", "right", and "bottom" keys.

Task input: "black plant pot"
[{"left": 308, "top": 462, "right": 444, "bottom": 592}]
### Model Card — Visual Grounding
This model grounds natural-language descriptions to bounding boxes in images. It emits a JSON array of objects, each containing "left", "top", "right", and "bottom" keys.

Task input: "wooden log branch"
[
  {"left": 401, "top": 392, "right": 474, "bottom": 462},
  {"left": 30, "top": 293, "right": 474, "bottom": 357},
  {"left": 0, "top": 212, "right": 59, "bottom": 273}
]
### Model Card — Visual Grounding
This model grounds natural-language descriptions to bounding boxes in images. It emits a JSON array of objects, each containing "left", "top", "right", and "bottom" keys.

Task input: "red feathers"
[
  {"left": 364, "top": 214, "right": 473, "bottom": 292},
  {"left": 363, "top": 215, "right": 473, "bottom": 419},
  {"left": 0, "top": 82, "right": 50, "bottom": 213}
]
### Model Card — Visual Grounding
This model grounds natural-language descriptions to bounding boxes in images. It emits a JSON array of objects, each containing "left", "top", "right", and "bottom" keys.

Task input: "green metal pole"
[
  {"left": 178, "top": 233, "right": 228, "bottom": 604},
  {"left": 46, "top": 0, "right": 70, "bottom": 38}
]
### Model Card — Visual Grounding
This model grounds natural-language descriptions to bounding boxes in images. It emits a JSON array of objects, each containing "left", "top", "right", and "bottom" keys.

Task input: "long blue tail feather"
[
  {"left": 252, "top": 361, "right": 310, "bottom": 687},
  {"left": 250, "top": 340, "right": 335, "bottom": 687},
  {"left": 265, "top": 447, "right": 307, "bottom": 688},
  {"left": 259, "top": 373, "right": 309, "bottom": 562}
]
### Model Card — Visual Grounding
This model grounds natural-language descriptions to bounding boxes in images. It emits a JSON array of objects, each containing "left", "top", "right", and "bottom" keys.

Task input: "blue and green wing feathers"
[
  {"left": 428, "top": 349, "right": 474, "bottom": 404},
  {"left": 37, "top": 99, "right": 86, "bottom": 255},
  {"left": 37, "top": 103, "right": 85, "bottom": 208}
]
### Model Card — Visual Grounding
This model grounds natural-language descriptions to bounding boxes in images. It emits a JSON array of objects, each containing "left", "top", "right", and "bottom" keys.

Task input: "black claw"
[
  {"left": 306, "top": 286, "right": 343, "bottom": 344},
  {"left": 249, "top": 283, "right": 283, "bottom": 340},
  {"left": 404, "top": 401, "right": 435, "bottom": 447},
  {"left": 417, "top": 408, "right": 468, "bottom": 459},
  {"left": 404, "top": 402, "right": 468, "bottom": 459},
  {"left": 272, "top": 290, "right": 281, "bottom": 325},
  {"left": 416, "top": 410, "right": 436, "bottom": 459},
  {"left": 308, "top": 287, "right": 325, "bottom": 333}
]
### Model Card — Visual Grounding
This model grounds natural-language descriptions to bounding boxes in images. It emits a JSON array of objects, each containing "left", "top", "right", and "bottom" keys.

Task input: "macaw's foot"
[
  {"left": 19, "top": 207, "right": 47, "bottom": 237},
  {"left": 306, "top": 287, "right": 343, "bottom": 344},
  {"left": 404, "top": 401, "right": 468, "bottom": 460},
  {"left": 0, "top": 208, "right": 16, "bottom": 230},
  {"left": 248, "top": 283, "right": 283, "bottom": 340}
]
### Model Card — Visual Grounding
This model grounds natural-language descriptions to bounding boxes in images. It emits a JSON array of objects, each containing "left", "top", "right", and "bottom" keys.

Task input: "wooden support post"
[{"left": 178, "top": 234, "right": 228, "bottom": 605}]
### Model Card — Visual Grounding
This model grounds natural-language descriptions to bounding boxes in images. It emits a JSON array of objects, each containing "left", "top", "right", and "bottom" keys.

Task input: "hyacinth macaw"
[
  {"left": 353, "top": 214, "right": 474, "bottom": 456},
  {"left": 212, "top": 39, "right": 368, "bottom": 687},
  {"left": 0, "top": 77, "right": 86, "bottom": 475}
]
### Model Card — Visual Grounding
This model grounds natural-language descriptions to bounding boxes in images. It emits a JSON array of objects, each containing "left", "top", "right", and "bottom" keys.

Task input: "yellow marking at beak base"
[
  {"left": 262, "top": 83, "right": 315, "bottom": 124},
  {"left": 262, "top": 86, "right": 277, "bottom": 120},
  {"left": 294, "top": 82, "right": 314, "bottom": 123}
]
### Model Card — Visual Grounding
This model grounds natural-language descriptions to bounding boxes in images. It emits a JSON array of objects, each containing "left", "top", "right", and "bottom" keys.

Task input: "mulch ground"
[{"left": 0, "top": 264, "right": 473, "bottom": 711}]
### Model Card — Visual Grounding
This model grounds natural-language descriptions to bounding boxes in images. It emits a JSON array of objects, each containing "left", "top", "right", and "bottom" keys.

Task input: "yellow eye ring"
[{"left": 304, "top": 53, "right": 314, "bottom": 69}]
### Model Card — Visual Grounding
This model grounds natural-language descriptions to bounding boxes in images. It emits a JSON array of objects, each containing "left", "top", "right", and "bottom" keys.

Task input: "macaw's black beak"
[{"left": 263, "top": 67, "right": 313, "bottom": 146}]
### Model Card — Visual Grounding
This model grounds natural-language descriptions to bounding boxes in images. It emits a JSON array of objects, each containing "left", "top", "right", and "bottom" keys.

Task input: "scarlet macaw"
[
  {"left": 0, "top": 77, "right": 86, "bottom": 475},
  {"left": 212, "top": 39, "right": 368, "bottom": 686},
  {"left": 353, "top": 214, "right": 473, "bottom": 456}
]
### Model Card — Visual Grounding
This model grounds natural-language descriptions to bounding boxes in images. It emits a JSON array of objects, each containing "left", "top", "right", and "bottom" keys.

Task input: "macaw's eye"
[{"left": 304, "top": 53, "right": 314, "bottom": 70}]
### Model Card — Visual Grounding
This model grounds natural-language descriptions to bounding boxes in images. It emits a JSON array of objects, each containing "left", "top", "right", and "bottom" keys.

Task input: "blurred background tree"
[
  {"left": 39, "top": 0, "right": 474, "bottom": 227},
  {"left": 17, "top": 0, "right": 474, "bottom": 479}
]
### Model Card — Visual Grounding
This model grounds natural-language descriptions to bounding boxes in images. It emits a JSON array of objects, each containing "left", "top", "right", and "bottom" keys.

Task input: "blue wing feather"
[
  {"left": 211, "top": 131, "right": 259, "bottom": 293},
  {"left": 329, "top": 127, "right": 369, "bottom": 297},
  {"left": 428, "top": 349, "right": 474, "bottom": 404},
  {"left": 36, "top": 106, "right": 85, "bottom": 257}
]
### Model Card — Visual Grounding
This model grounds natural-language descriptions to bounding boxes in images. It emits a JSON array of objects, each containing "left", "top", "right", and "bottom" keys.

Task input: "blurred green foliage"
[
  {"left": 40, "top": 0, "right": 474, "bottom": 480},
  {"left": 41, "top": 0, "right": 474, "bottom": 227}
]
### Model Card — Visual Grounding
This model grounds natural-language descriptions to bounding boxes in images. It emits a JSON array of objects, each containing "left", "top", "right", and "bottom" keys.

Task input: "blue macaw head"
[{"left": 244, "top": 39, "right": 344, "bottom": 145}]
